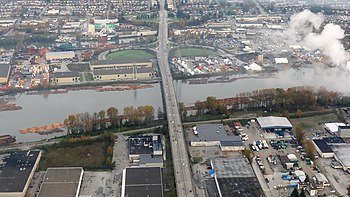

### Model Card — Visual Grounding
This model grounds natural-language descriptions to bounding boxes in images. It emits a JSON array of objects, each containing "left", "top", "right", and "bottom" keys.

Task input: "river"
[{"left": 1, "top": 67, "right": 349, "bottom": 142}]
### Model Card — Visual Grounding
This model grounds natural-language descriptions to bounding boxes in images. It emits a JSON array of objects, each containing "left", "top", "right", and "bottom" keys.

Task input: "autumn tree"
[
  {"left": 98, "top": 110, "right": 106, "bottom": 129},
  {"left": 305, "top": 140, "right": 316, "bottom": 160},
  {"left": 178, "top": 102, "right": 186, "bottom": 121},
  {"left": 64, "top": 115, "right": 78, "bottom": 134},
  {"left": 107, "top": 107, "right": 119, "bottom": 128},
  {"left": 295, "top": 124, "right": 305, "bottom": 145},
  {"left": 296, "top": 109, "right": 302, "bottom": 118}
]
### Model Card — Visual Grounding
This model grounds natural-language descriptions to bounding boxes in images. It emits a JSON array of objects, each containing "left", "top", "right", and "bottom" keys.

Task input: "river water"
[{"left": 1, "top": 67, "right": 349, "bottom": 142}]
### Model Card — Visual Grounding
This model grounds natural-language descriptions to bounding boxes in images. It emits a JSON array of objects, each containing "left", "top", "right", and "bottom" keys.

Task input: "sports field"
[{"left": 106, "top": 50, "right": 155, "bottom": 60}]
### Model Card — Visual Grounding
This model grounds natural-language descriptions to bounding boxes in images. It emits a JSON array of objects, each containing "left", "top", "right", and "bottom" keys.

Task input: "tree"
[
  {"left": 296, "top": 109, "right": 302, "bottom": 118},
  {"left": 290, "top": 188, "right": 299, "bottom": 197},
  {"left": 178, "top": 102, "right": 186, "bottom": 121},
  {"left": 64, "top": 115, "right": 78, "bottom": 134},
  {"left": 282, "top": 110, "right": 290, "bottom": 119},
  {"left": 107, "top": 146, "right": 114, "bottom": 156},
  {"left": 98, "top": 110, "right": 106, "bottom": 129},
  {"left": 157, "top": 107, "right": 164, "bottom": 120},
  {"left": 242, "top": 149, "right": 253, "bottom": 163},
  {"left": 295, "top": 124, "right": 305, "bottom": 145},
  {"left": 305, "top": 140, "right": 316, "bottom": 160},
  {"left": 107, "top": 107, "right": 118, "bottom": 128},
  {"left": 299, "top": 190, "right": 306, "bottom": 197}
]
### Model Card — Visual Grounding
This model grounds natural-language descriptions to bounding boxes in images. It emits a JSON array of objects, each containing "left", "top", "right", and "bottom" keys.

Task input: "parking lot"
[{"left": 79, "top": 134, "right": 129, "bottom": 197}]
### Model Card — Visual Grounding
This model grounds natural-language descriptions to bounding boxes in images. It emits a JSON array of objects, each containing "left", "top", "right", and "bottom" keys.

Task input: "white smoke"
[{"left": 282, "top": 9, "right": 350, "bottom": 69}]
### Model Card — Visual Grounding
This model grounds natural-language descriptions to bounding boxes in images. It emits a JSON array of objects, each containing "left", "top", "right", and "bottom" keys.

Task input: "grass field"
[
  {"left": 67, "top": 63, "right": 90, "bottom": 72},
  {"left": 290, "top": 113, "right": 339, "bottom": 130},
  {"left": 172, "top": 47, "right": 218, "bottom": 57},
  {"left": 106, "top": 50, "right": 155, "bottom": 61},
  {"left": 39, "top": 141, "right": 109, "bottom": 170}
]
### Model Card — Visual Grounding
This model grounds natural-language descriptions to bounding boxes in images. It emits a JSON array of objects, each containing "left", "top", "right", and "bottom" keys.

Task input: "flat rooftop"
[
  {"left": 128, "top": 135, "right": 155, "bottom": 155},
  {"left": 38, "top": 167, "right": 84, "bottom": 197},
  {"left": 123, "top": 167, "right": 163, "bottom": 197},
  {"left": 257, "top": 116, "right": 292, "bottom": 129},
  {"left": 191, "top": 124, "right": 242, "bottom": 142},
  {"left": 0, "top": 64, "right": 10, "bottom": 78},
  {"left": 218, "top": 177, "right": 261, "bottom": 197},
  {"left": 212, "top": 156, "right": 255, "bottom": 178},
  {"left": 0, "top": 151, "right": 40, "bottom": 193}
]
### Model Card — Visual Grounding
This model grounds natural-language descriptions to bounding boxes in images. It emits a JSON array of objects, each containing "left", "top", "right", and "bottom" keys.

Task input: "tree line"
[
  {"left": 64, "top": 105, "right": 155, "bottom": 134},
  {"left": 190, "top": 86, "right": 350, "bottom": 116}
]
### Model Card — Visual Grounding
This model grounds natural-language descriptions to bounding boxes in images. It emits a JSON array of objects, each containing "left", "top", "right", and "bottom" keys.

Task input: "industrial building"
[
  {"left": 206, "top": 156, "right": 262, "bottom": 197},
  {"left": 92, "top": 67, "right": 154, "bottom": 81},
  {"left": 121, "top": 167, "right": 163, "bottom": 197},
  {"left": 0, "top": 64, "right": 11, "bottom": 84},
  {"left": 128, "top": 135, "right": 163, "bottom": 168},
  {"left": 37, "top": 167, "right": 84, "bottom": 197},
  {"left": 330, "top": 144, "right": 350, "bottom": 171},
  {"left": 312, "top": 137, "right": 346, "bottom": 158},
  {"left": 324, "top": 123, "right": 346, "bottom": 134},
  {"left": 45, "top": 51, "right": 75, "bottom": 61},
  {"left": 337, "top": 126, "right": 350, "bottom": 138},
  {"left": 50, "top": 71, "right": 80, "bottom": 85},
  {"left": 189, "top": 124, "right": 244, "bottom": 151},
  {"left": 256, "top": 116, "right": 293, "bottom": 137},
  {"left": 90, "top": 59, "right": 153, "bottom": 70},
  {"left": 0, "top": 151, "right": 41, "bottom": 197}
]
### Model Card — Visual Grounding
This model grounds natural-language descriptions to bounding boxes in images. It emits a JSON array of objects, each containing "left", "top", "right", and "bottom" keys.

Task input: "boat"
[
  {"left": 0, "top": 135, "right": 16, "bottom": 146},
  {"left": 26, "top": 89, "right": 68, "bottom": 95},
  {"left": 188, "top": 78, "right": 208, "bottom": 84},
  {"left": 0, "top": 103, "right": 22, "bottom": 112},
  {"left": 19, "top": 123, "right": 66, "bottom": 134}
]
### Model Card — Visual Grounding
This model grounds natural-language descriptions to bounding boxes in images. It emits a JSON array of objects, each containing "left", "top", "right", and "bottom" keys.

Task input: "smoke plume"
[{"left": 283, "top": 9, "right": 350, "bottom": 68}]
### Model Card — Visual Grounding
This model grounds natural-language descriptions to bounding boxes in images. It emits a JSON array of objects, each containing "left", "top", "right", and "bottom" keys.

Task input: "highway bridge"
[{"left": 156, "top": 0, "right": 195, "bottom": 196}]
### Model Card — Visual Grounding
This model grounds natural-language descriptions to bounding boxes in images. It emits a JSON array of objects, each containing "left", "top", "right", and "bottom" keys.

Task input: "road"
[{"left": 157, "top": 1, "right": 195, "bottom": 197}]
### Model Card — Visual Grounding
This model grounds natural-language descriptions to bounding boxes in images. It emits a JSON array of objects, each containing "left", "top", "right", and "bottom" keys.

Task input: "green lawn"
[
  {"left": 67, "top": 63, "right": 90, "bottom": 72},
  {"left": 172, "top": 47, "right": 218, "bottom": 57},
  {"left": 39, "top": 141, "right": 109, "bottom": 170},
  {"left": 106, "top": 50, "right": 155, "bottom": 61},
  {"left": 290, "top": 113, "right": 339, "bottom": 129}
]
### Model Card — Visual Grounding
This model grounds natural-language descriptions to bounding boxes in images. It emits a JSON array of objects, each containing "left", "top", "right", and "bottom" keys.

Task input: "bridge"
[{"left": 156, "top": 0, "right": 195, "bottom": 196}]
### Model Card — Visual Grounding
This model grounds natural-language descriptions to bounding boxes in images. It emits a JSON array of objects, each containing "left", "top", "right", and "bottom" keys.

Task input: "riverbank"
[{"left": 0, "top": 78, "right": 161, "bottom": 96}]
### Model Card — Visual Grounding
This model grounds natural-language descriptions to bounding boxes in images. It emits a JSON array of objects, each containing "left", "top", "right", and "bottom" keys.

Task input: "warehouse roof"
[
  {"left": 331, "top": 144, "right": 350, "bottom": 168},
  {"left": 191, "top": 124, "right": 242, "bottom": 142},
  {"left": 38, "top": 167, "right": 84, "bottom": 197},
  {"left": 46, "top": 51, "right": 75, "bottom": 57},
  {"left": 324, "top": 123, "right": 346, "bottom": 133},
  {"left": 220, "top": 141, "right": 244, "bottom": 147},
  {"left": 51, "top": 71, "right": 80, "bottom": 78},
  {"left": 92, "top": 67, "right": 153, "bottom": 75},
  {"left": 0, "top": 64, "right": 10, "bottom": 78},
  {"left": 256, "top": 116, "right": 292, "bottom": 129},
  {"left": 0, "top": 151, "right": 41, "bottom": 193},
  {"left": 122, "top": 167, "right": 163, "bottom": 197},
  {"left": 313, "top": 139, "right": 333, "bottom": 153}
]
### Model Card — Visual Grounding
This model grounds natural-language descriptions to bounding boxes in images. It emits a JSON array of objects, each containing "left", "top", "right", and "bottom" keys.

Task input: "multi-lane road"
[{"left": 157, "top": 1, "right": 195, "bottom": 197}]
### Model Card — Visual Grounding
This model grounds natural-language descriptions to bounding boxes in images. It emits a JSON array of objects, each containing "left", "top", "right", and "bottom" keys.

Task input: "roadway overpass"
[{"left": 157, "top": 1, "right": 195, "bottom": 196}]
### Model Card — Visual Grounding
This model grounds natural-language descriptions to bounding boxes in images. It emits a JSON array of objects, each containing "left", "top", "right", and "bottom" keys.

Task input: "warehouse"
[
  {"left": 312, "top": 137, "right": 346, "bottom": 158},
  {"left": 207, "top": 156, "right": 262, "bottom": 197},
  {"left": 90, "top": 59, "right": 153, "bottom": 70},
  {"left": 37, "top": 167, "right": 84, "bottom": 197},
  {"left": 331, "top": 144, "right": 350, "bottom": 171},
  {"left": 189, "top": 124, "right": 244, "bottom": 150},
  {"left": 324, "top": 123, "right": 346, "bottom": 134},
  {"left": 0, "top": 151, "right": 41, "bottom": 197},
  {"left": 0, "top": 64, "right": 11, "bottom": 84},
  {"left": 92, "top": 67, "right": 154, "bottom": 81},
  {"left": 121, "top": 167, "right": 163, "bottom": 197},
  {"left": 50, "top": 71, "right": 80, "bottom": 85},
  {"left": 128, "top": 135, "right": 163, "bottom": 168},
  {"left": 337, "top": 126, "right": 350, "bottom": 138},
  {"left": 45, "top": 51, "right": 75, "bottom": 61},
  {"left": 256, "top": 116, "right": 292, "bottom": 137}
]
